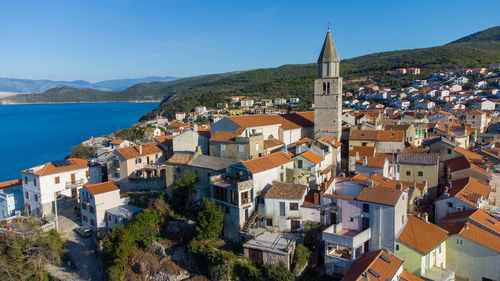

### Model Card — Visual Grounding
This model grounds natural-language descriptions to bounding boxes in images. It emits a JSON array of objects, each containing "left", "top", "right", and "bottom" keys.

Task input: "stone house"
[
  {"left": 244, "top": 232, "right": 297, "bottom": 270},
  {"left": 385, "top": 124, "right": 416, "bottom": 145},
  {"left": 260, "top": 182, "right": 307, "bottom": 232},
  {"left": 397, "top": 153, "right": 439, "bottom": 199},
  {"left": 209, "top": 131, "right": 264, "bottom": 162},
  {"left": 349, "top": 130, "right": 404, "bottom": 154},
  {"left": 106, "top": 143, "right": 164, "bottom": 191}
]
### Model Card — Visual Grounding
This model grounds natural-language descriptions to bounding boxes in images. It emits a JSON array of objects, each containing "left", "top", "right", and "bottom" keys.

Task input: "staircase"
[{"left": 241, "top": 209, "right": 259, "bottom": 233}]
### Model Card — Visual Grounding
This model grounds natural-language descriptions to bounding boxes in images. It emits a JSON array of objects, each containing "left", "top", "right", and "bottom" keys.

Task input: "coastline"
[{"left": 0, "top": 100, "right": 161, "bottom": 105}]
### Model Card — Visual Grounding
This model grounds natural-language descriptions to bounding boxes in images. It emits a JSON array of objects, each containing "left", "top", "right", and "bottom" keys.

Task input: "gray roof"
[
  {"left": 398, "top": 153, "right": 439, "bottom": 165},
  {"left": 188, "top": 154, "right": 235, "bottom": 171},
  {"left": 317, "top": 28, "right": 339, "bottom": 63},
  {"left": 243, "top": 232, "right": 297, "bottom": 254},
  {"left": 105, "top": 205, "right": 142, "bottom": 217}
]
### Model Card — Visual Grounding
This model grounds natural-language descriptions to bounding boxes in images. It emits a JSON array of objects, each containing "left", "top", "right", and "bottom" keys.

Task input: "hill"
[
  {"left": 0, "top": 76, "right": 179, "bottom": 93},
  {"left": 449, "top": 26, "right": 500, "bottom": 44},
  {"left": 2, "top": 26, "right": 499, "bottom": 112}
]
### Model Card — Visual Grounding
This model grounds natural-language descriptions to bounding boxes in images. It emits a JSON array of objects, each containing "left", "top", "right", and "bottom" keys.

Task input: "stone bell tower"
[{"left": 314, "top": 28, "right": 342, "bottom": 141}]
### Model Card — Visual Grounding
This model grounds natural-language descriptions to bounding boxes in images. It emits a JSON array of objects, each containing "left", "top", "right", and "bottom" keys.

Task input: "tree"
[
  {"left": 0, "top": 226, "right": 66, "bottom": 281},
  {"left": 172, "top": 172, "right": 197, "bottom": 209},
  {"left": 68, "top": 144, "right": 97, "bottom": 160},
  {"left": 195, "top": 198, "right": 223, "bottom": 240}
]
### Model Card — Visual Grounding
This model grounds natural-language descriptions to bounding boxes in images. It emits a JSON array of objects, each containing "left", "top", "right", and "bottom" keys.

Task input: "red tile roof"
[
  {"left": 264, "top": 182, "right": 307, "bottom": 200},
  {"left": 437, "top": 177, "right": 490, "bottom": 207},
  {"left": 439, "top": 222, "right": 500, "bottom": 253},
  {"left": 398, "top": 215, "right": 448, "bottom": 255},
  {"left": 115, "top": 143, "right": 162, "bottom": 160},
  {"left": 342, "top": 250, "right": 403, "bottom": 281},
  {"left": 83, "top": 181, "right": 119, "bottom": 195},
  {"left": 241, "top": 151, "right": 292, "bottom": 174},
  {"left": 0, "top": 179, "right": 22, "bottom": 189},
  {"left": 357, "top": 187, "right": 403, "bottom": 206},
  {"left": 299, "top": 150, "right": 324, "bottom": 164},
  {"left": 22, "top": 158, "right": 89, "bottom": 176}
]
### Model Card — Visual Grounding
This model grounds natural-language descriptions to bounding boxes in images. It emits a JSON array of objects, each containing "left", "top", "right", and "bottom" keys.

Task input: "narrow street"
[{"left": 54, "top": 208, "right": 103, "bottom": 281}]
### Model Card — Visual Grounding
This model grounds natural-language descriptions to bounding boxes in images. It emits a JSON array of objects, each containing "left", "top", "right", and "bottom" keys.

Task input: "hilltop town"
[{"left": 1, "top": 29, "right": 500, "bottom": 281}]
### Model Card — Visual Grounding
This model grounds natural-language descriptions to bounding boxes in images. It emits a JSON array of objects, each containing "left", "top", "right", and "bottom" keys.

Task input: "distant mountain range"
[
  {"left": 2, "top": 26, "right": 499, "bottom": 113},
  {"left": 0, "top": 76, "right": 179, "bottom": 93}
]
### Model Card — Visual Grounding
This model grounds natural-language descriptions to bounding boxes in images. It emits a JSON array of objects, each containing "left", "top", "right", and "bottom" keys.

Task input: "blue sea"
[{"left": 0, "top": 102, "right": 159, "bottom": 182}]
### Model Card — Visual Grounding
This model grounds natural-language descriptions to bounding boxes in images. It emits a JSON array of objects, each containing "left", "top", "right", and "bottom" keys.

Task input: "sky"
[{"left": 0, "top": 0, "right": 499, "bottom": 82}]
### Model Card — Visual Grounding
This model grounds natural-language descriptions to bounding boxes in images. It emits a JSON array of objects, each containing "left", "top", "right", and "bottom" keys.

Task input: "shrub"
[
  {"left": 172, "top": 172, "right": 197, "bottom": 210},
  {"left": 303, "top": 221, "right": 321, "bottom": 249},
  {"left": 232, "top": 261, "right": 263, "bottom": 281},
  {"left": 265, "top": 263, "right": 294, "bottom": 281},
  {"left": 293, "top": 244, "right": 311, "bottom": 274},
  {"left": 195, "top": 198, "right": 223, "bottom": 240}
]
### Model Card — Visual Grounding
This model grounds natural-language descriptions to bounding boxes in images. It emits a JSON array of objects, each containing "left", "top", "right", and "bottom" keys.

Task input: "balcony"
[
  {"left": 210, "top": 175, "right": 253, "bottom": 192},
  {"left": 322, "top": 222, "right": 371, "bottom": 256},
  {"left": 65, "top": 179, "right": 85, "bottom": 189}
]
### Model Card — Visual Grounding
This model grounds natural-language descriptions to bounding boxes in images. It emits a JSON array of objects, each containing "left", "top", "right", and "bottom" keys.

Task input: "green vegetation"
[
  {"left": 113, "top": 126, "right": 145, "bottom": 141},
  {"left": 67, "top": 143, "right": 97, "bottom": 159},
  {"left": 0, "top": 227, "right": 66, "bottom": 281},
  {"left": 195, "top": 198, "right": 224, "bottom": 240},
  {"left": 101, "top": 209, "right": 162, "bottom": 281},
  {"left": 449, "top": 26, "right": 500, "bottom": 44},
  {"left": 293, "top": 244, "right": 311, "bottom": 275},
  {"left": 303, "top": 221, "right": 321, "bottom": 249},
  {"left": 172, "top": 172, "right": 198, "bottom": 211}
]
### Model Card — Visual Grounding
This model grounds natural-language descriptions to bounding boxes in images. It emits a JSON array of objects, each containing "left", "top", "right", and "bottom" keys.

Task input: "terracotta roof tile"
[
  {"left": 356, "top": 156, "right": 387, "bottom": 168},
  {"left": 437, "top": 177, "right": 490, "bottom": 207},
  {"left": 241, "top": 151, "right": 292, "bottom": 174},
  {"left": 167, "top": 153, "right": 194, "bottom": 165},
  {"left": 398, "top": 215, "right": 448, "bottom": 255},
  {"left": 439, "top": 209, "right": 500, "bottom": 235},
  {"left": 351, "top": 130, "right": 404, "bottom": 142},
  {"left": 263, "top": 138, "right": 284, "bottom": 149},
  {"left": 264, "top": 182, "right": 306, "bottom": 200},
  {"left": 299, "top": 150, "right": 324, "bottom": 165},
  {"left": 342, "top": 250, "right": 403, "bottom": 281},
  {"left": 349, "top": 146, "right": 375, "bottom": 157},
  {"left": 357, "top": 187, "right": 403, "bottom": 206},
  {"left": 400, "top": 270, "right": 425, "bottom": 281},
  {"left": 110, "top": 139, "right": 126, "bottom": 145},
  {"left": 83, "top": 181, "right": 119, "bottom": 195},
  {"left": 115, "top": 143, "right": 162, "bottom": 160},
  {"left": 22, "top": 158, "right": 89, "bottom": 176},
  {"left": 209, "top": 130, "right": 239, "bottom": 142},
  {"left": 454, "top": 146, "right": 483, "bottom": 161},
  {"left": 438, "top": 222, "right": 500, "bottom": 253},
  {"left": 0, "top": 179, "right": 22, "bottom": 189}
]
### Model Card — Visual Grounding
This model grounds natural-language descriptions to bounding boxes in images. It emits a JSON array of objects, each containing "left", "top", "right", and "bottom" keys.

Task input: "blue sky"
[{"left": 0, "top": 0, "right": 499, "bottom": 82}]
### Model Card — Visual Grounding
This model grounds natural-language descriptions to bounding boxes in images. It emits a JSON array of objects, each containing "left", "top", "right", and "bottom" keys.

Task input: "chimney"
[
  {"left": 396, "top": 182, "right": 402, "bottom": 190},
  {"left": 367, "top": 179, "right": 373, "bottom": 188},
  {"left": 443, "top": 186, "right": 449, "bottom": 199},
  {"left": 363, "top": 156, "right": 368, "bottom": 166},
  {"left": 464, "top": 222, "right": 469, "bottom": 230},
  {"left": 193, "top": 124, "right": 198, "bottom": 132},
  {"left": 423, "top": 212, "right": 429, "bottom": 223},
  {"left": 313, "top": 193, "right": 319, "bottom": 205},
  {"left": 139, "top": 145, "right": 143, "bottom": 155}
]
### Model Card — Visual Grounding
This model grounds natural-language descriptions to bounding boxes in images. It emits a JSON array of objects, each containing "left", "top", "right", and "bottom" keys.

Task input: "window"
[
  {"left": 349, "top": 217, "right": 354, "bottom": 222},
  {"left": 418, "top": 171, "right": 423, "bottom": 177},
  {"left": 362, "top": 203, "right": 369, "bottom": 213},
  {"left": 86, "top": 170, "right": 90, "bottom": 178},
  {"left": 256, "top": 143, "right": 259, "bottom": 150},
  {"left": 90, "top": 219, "right": 96, "bottom": 227},
  {"left": 114, "top": 172, "right": 120, "bottom": 178},
  {"left": 155, "top": 154, "right": 159, "bottom": 160},
  {"left": 35, "top": 194, "right": 38, "bottom": 202},
  {"left": 439, "top": 244, "right": 442, "bottom": 254},
  {"left": 447, "top": 202, "right": 453, "bottom": 208},
  {"left": 447, "top": 148, "right": 452, "bottom": 155},
  {"left": 135, "top": 158, "right": 142, "bottom": 164},
  {"left": 362, "top": 142, "right": 367, "bottom": 147},
  {"left": 225, "top": 206, "right": 230, "bottom": 214},
  {"left": 25, "top": 191, "right": 29, "bottom": 199},
  {"left": 83, "top": 215, "right": 88, "bottom": 222},
  {"left": 89, "top": 206, "right": 95, "bottom": 214},
  {"left": 24, "top": 177, "right": 27, "bottom": 184},
  {"left": 241, "top": 191, "right": 249, "bottom": 204},
  {"left": 108, "top": 215, "right": 111, "bottom": 221},
  {"left": 395, "top": 244, "right": 400, "bottom": 252},
  {"left": 238, "top": 145, "right": 244, "bottom": 152},
  {"left": 406, "top": 171, "right": 411, "bottom": 176},
  {"left": 456, "top": 238, "right": 464, "bottom": 245},
  {"left": 33, "top": 178, "right": 37, "bottom": 186},
  {"left": 54, "top": 176, "right": 60, "bottom": 184},
  {"left": 297, "top": 160, "right": 303, "bottom": 169},
  {"left": 36, "top": 208, "right": 40, "bottom": 215},
  {"left": 115, "top": 218, "right": 117, "bottom": 224},
  {"left": 81, "top": 203, "right": 87, "bottom": 211},
  {"left": 279, "top": 202, "right": 286, "bottom": 216},
  {"left": 267, "top": 218, "right": 273, "bottom": 226},
  {"left": 290, "top": 203, "right": 299, "bottom": 211},
  {"left": 220, "top": 144, "right": 225, "bottom": 151}
]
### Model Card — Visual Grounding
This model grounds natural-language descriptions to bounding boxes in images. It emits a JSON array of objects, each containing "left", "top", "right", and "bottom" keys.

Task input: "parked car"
[{"left": 75, "top": 226, "right": 92, "bottom": 237}]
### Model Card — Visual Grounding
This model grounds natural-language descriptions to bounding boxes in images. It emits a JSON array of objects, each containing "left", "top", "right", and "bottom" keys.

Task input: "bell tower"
[{"left": 314, "top": 28, "right": 342, "bottom": 141}]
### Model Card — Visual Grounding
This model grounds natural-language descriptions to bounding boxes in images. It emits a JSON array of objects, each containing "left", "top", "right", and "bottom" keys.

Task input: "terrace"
[{"left": 0, "top": 216, "right": 55, "bottom": 237}]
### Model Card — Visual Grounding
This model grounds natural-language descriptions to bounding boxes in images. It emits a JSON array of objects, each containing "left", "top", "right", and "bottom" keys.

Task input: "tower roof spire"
[{"left": 317, "top": 28, "right": 339, "bottom": 63}]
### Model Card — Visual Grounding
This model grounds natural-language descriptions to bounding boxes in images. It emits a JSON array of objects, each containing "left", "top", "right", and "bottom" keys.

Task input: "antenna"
[{"left": 328, "top": 21, "right": 331, "bottom": 32}]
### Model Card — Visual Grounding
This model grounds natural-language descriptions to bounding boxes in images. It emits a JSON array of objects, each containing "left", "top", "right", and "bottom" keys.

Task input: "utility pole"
[{"left": 54, "top": 192, "right": 59, "bottom": 231}]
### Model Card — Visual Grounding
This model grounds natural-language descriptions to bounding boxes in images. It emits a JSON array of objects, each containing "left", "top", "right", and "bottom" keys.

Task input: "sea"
[{"left": 0, "top": 102, "right": 159, "bottom": 182}]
